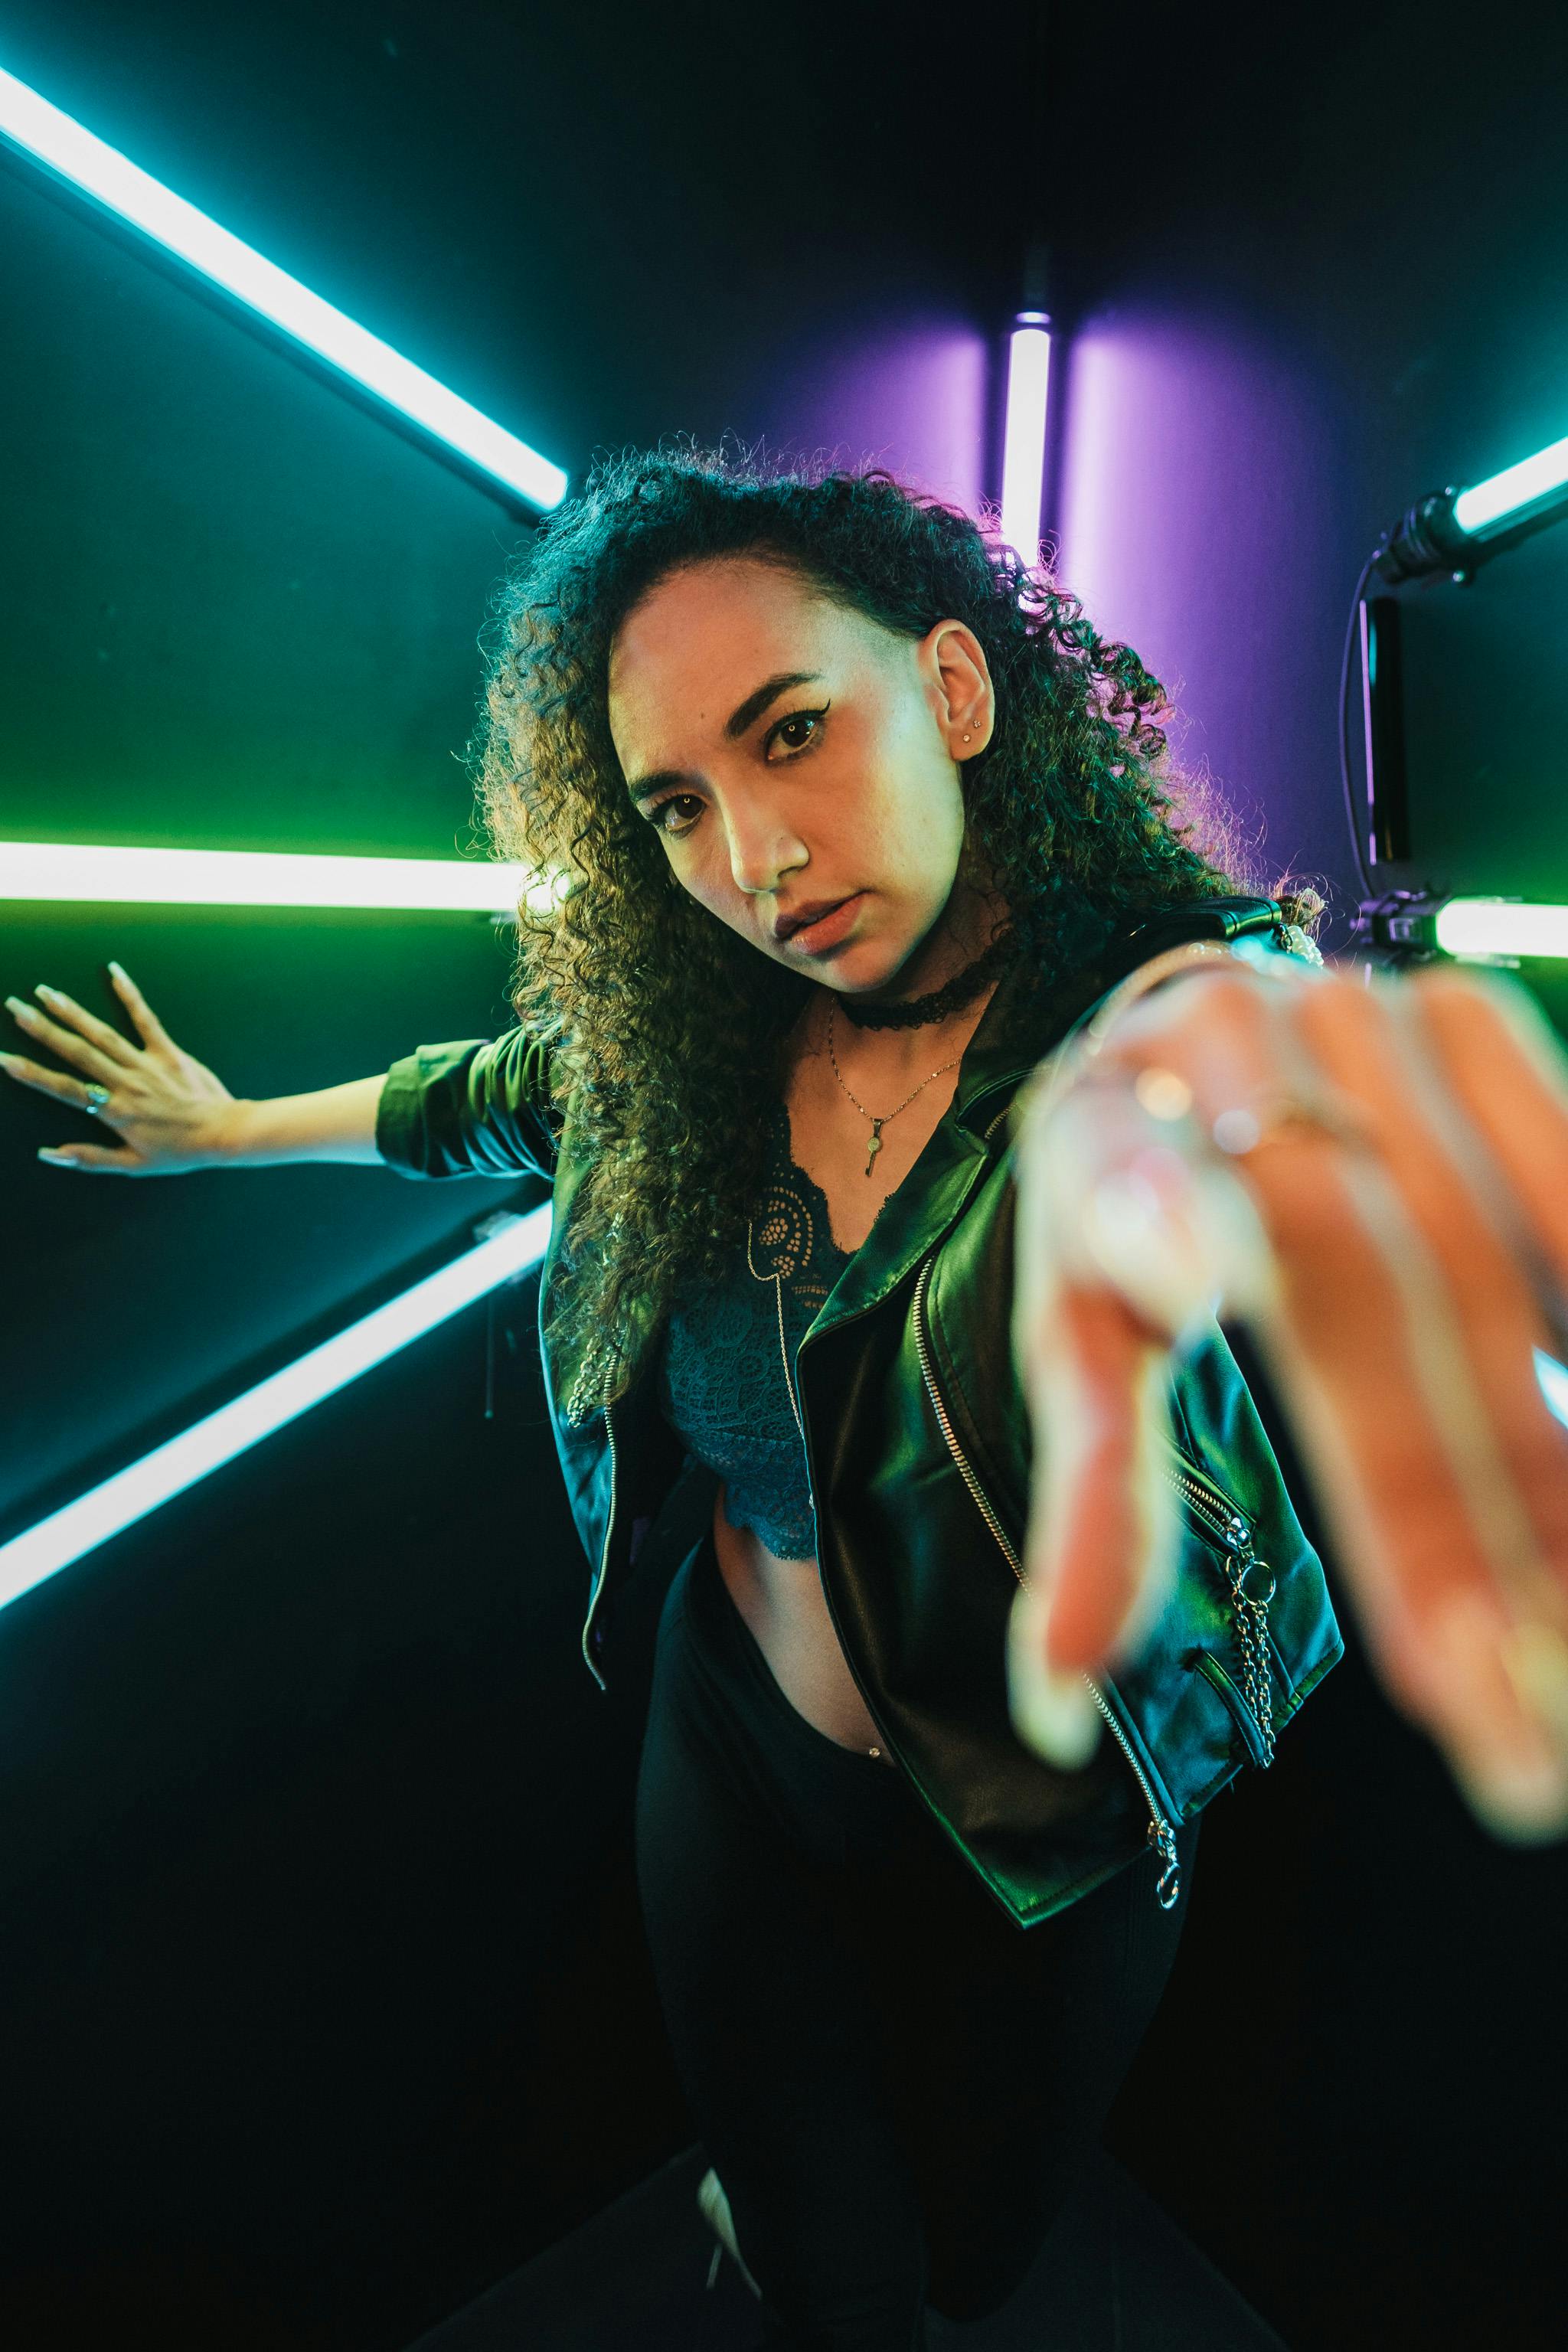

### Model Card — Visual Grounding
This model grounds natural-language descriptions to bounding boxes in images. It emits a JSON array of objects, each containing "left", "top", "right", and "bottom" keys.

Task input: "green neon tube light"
[
  {"left": 1539, "top": 1351, "right": 1568, "bottom": 1434},
  {"left": 0, "top": 62, "right": 568, "bottom": 513},
  {"left": 0, "top": 1206, "right": 550, "bottom": 1615},
  {"left": 1453, "top": 433, "right": 1568, "bottom": 539},
  {"left": 0, "top": 841, "right": 562, "bottom": 915},
  {"left": 1435, "top": 900, "right": 1568, "bottom": 961}
]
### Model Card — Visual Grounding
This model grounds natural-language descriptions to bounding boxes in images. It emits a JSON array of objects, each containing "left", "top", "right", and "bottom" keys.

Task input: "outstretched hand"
[
  {"left": 1, "top": 966, "right": 238, "bottom": 1174},
  {"left": 1007, "top": 942, "right": 1568, "bottom": 1843}
]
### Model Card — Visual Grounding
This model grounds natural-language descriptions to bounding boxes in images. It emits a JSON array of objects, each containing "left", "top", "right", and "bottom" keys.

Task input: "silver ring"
[
  {"left": 1207, "top": 1086, "right": 1377, "bottom": 1159},
  {"left": 1061, "top": 1063, "right": 1378, "bottom": 1161},
  {"left": 82, "top": 1082, "right": 111, "bottom": 1116}
]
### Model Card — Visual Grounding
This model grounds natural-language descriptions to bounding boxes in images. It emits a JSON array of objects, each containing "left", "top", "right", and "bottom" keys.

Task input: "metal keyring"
[{"left": 82, "top": 1082, "right": 112, "bottom": 1116}]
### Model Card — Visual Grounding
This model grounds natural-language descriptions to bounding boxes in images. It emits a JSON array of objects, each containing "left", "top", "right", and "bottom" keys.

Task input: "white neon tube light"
[
  {"left": 0, "top": 841, "right": 564, "bottom": 916},
  {"left": 0, "top": 63, "right": 568, "bottom": 512},
  {"left": 1436, "top": 899, "right": 1568, "bottom": 962},
  {"left": 0, "top": 1207, "right": 550, "bottom": 1615},
  {"left": 1453, "top": 433, "right": 1568, "bottom": 540},
  {"left": 999, "top": 312, "right": 1052, "bottom": 570}
]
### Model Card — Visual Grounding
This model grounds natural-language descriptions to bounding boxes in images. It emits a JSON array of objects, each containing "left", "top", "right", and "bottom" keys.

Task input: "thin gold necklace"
[{"left": 823, "top": 997, "right": 968, "bottom": 1176}]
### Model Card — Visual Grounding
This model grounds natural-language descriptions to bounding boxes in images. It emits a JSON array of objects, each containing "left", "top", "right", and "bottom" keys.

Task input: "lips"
[{"left": 771, "top": 895, "right": 852, "bottom": 942}]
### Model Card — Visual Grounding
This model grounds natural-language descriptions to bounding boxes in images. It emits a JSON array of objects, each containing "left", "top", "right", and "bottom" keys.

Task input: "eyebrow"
[{"left": 624, "top": 671, "right": 825, "bottom": 802}]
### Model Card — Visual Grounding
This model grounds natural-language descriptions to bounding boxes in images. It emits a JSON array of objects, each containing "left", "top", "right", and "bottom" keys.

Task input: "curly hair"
[{"left": 465, "top": 435, "right": 1322, "bottom": 1402}]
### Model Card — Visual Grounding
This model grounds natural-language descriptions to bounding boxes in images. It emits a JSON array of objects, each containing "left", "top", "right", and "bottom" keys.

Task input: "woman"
[{"left": 7, "top": 445, "right": 1567, "bottom": 2350}]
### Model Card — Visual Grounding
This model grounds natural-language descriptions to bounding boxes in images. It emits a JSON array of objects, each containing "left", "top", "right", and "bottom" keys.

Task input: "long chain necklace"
[{"left": 824, "top": 996, "right": 969, "bottom": 1176}]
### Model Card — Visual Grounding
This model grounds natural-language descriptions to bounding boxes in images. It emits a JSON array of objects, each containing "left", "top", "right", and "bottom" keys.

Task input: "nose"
[{"left": 724, "top": 798, "right": 807, "bottom": 898}]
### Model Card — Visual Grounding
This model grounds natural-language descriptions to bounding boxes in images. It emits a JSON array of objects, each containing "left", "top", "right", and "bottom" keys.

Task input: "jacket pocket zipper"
[
  {"left": 1192, "top": 1649, "right": 1272, "bottom": 1768},
  {"left": 1161, "top": 1460, "right": 1278, "bottom": 1766},
  {"left": 911, "top": 1254, "right": 1184, "bottom": 1910}
]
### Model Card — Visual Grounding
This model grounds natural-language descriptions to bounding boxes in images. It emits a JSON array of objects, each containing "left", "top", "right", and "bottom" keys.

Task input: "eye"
[
  {"left": 765, "top": 707, "right": 828, "bottom": 758},
  {"left": 648, "top": 792, "right": 703, "bottom": 839}
]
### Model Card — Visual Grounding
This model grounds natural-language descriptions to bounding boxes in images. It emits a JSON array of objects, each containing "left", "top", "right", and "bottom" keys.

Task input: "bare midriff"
[{"left": 710, "top": 1487, "right": 893, "bottom": 1758}]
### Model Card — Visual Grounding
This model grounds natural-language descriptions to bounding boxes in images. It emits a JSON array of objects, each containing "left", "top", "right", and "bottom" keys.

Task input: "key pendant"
[{"left": 864, "top": 1119, "right": 884, "bottom": 1177}]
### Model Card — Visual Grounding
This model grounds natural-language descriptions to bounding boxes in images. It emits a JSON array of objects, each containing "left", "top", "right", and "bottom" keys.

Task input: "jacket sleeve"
[{"left": 374, "top": 1027, "right": 563, "bottom": 1182}]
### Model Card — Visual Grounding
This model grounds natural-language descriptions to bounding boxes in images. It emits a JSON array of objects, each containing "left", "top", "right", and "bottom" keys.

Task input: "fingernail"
[
  {"left": 1457, "top": 1736, "right": 1568, "bottom": 1844},
  {"left": 1427, "top": 1592, "right": 1568, "bottom": 1840},
  {"left": 1007, "top": 1616, "right": 1103, "bottom": 1769}
]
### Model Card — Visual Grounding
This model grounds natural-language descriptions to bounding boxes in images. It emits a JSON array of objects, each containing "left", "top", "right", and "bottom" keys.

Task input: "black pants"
[{"left": 633, "top": 1528, "right": 1201, "bottom": 2352}]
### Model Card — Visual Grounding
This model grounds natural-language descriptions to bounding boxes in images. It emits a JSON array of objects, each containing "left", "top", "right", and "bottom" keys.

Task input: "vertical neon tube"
[{"left": 999, "top": 313, "right": 1052, "bottom": 569}]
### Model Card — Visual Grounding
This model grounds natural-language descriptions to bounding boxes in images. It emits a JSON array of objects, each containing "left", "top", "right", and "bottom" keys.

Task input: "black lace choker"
[{"left": 837, "top": 923, "right": 1021, "bottom": 1030}]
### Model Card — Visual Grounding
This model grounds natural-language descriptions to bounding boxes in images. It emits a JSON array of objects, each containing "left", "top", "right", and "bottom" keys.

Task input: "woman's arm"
[
  {"left": 372, "top": 1030, "right": 563, "bottom": 1182},
  {"left": 214, "top": 1076, "right": 388, "bottom": 1167},
  {"left": 216, "top": 1031, "right": 566, "bottom": 1177},
  {"left": 4, "top": 965, "right": 560, "bottom": 1183}
]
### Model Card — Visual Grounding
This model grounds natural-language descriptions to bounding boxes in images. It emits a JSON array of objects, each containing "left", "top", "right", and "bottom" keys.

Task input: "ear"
[{"left": 926, "top": 618, "right": 995, "bottom": 758}]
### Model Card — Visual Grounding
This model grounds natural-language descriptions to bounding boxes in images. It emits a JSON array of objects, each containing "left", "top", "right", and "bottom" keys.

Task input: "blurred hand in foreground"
[{"left": 1008, "top": 944, "right": 1568, "bottom": 1845}]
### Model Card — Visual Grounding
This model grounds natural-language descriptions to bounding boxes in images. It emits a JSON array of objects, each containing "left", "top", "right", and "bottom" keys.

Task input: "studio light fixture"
[
  {"left": 0, "top": 841, "right": 563, "bottom": 916},
  {"left": 1350, "top": 893, "right": 1568, "bottom": 965},
  {"left": 1343, "top": 411, "right": 1568, "bottom": 915},
  {"left": 0, "top": 61, "right": 568, "bottom": 511},
  {"left": 1370, "top": 428, "right": 1568, "bottom": 586},
  {"left": 999, "top": 310, "right": 1052, "bottom": 570},
  {"left": 1433, "top": 898, "right": 1568, "bottom": 961},
  {"left": 0, "top": 1207, "right": 550, "bottom": 1615}
]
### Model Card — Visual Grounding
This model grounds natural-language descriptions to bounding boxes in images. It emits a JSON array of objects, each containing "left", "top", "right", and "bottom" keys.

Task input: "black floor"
[{"left": 404, "top": 2141, "right": 1291, "bottom": 2350}]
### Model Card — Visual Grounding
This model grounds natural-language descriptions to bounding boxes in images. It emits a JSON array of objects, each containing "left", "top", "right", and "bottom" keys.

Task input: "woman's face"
[{"left": 606, "top": 555, "right": 998, "bottom": 998}]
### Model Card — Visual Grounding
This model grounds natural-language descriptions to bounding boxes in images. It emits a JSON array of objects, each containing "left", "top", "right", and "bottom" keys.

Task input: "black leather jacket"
[{"left": 375, "top": 893, "right": 1343, "bottom": 1928}]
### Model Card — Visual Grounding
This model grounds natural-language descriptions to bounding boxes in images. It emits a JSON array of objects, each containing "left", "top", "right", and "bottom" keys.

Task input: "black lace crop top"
[{"left": 655, "top": 1095, "right": 854, "bottom": 1559}]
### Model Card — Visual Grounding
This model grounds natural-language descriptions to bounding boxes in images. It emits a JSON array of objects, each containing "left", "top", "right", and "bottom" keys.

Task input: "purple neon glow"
[{"left": 1000, "top": 318, "right": 1052, "bottom": 568}]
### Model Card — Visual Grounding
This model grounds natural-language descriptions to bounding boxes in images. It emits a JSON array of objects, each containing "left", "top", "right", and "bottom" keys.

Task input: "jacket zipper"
[
  {"left": 911, "top": 1252, "right": 1184, "bottom": 1909},
  {"left": 1194, "top": 1649, "right": 1272, "bottom": 1767},
  {"left": 580, "top": 1390, "right": 617, "bottom": 1693}
]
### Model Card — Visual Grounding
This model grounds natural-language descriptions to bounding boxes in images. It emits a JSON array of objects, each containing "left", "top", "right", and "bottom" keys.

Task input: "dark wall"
[{"left": 2, "top": 2, "right": 1565, "bottom": 2347}]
